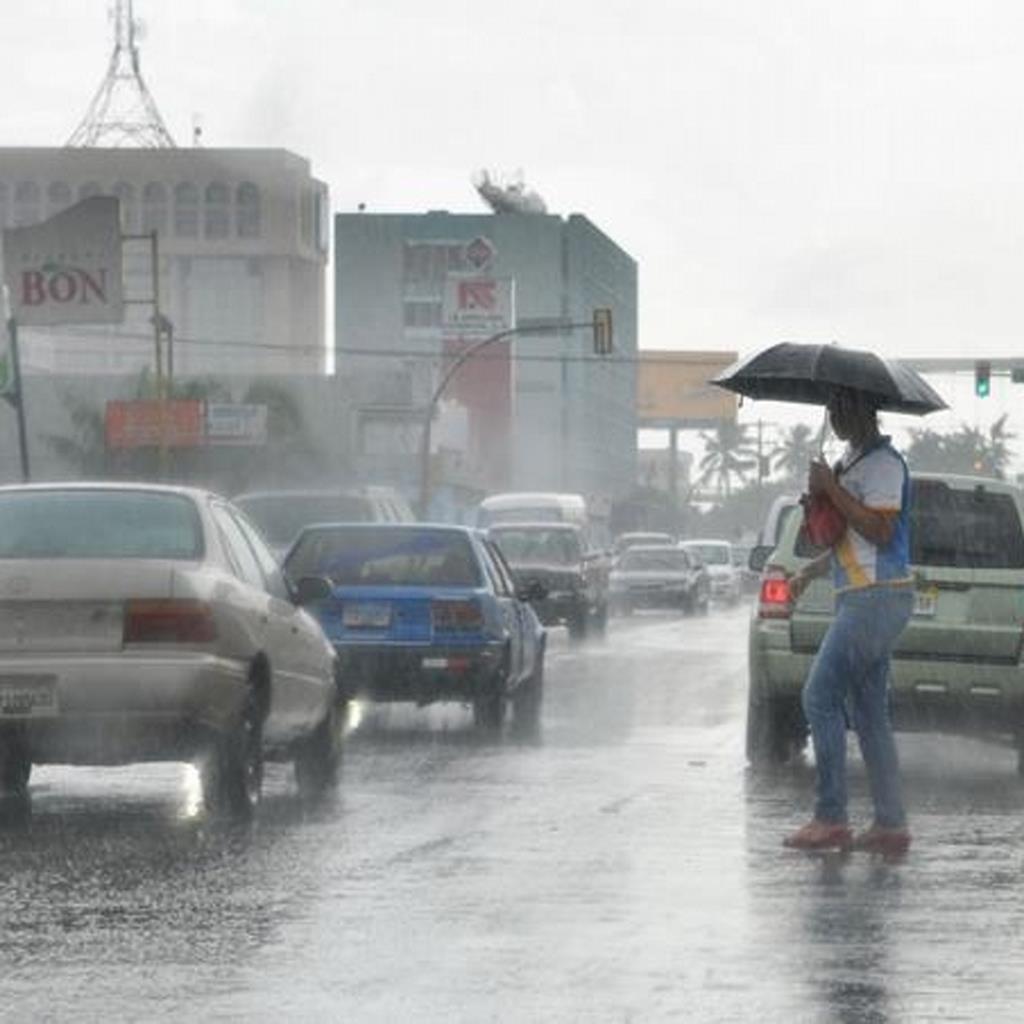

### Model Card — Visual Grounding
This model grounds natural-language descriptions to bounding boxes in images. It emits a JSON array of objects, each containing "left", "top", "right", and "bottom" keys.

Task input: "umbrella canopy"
[{"left": 710, "top": 342, "right": 947, "bottom": 415}]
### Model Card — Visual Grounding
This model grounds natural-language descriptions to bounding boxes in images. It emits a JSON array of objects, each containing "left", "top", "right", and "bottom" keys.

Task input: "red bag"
[{"left": 801, "top": 492, "right": 846, "bottom": 548}]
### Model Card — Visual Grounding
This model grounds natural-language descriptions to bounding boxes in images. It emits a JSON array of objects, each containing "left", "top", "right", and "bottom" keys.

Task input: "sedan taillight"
[
  {"left": 431, "top": 599, "right": 484, "bottom": 631},
  {"left": 758, "top": 573, "right": 793, "bottom": 620},
  {"left": 123, "top": 600, "right": 217, "bottom": 644}
]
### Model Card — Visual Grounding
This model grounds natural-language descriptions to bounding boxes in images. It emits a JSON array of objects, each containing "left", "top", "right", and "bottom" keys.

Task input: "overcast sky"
[{"left": 3, "top": 0, "right": 1021, "bottom": 444}]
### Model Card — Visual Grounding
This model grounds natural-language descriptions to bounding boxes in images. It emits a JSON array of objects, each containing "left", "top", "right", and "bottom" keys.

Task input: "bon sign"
[{"left": 2, "top": 197, "right": 124, "bottom": 326}]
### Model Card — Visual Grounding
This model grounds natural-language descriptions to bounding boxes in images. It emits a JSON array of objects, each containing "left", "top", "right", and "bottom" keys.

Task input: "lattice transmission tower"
[{"left": 66, "top": 0, "right": 176, "bottom": 148}]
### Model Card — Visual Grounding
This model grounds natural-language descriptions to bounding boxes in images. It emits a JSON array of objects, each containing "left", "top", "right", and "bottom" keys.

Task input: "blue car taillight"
[{"left": 431, "top": 599, "right": 484, "bottom": 632}]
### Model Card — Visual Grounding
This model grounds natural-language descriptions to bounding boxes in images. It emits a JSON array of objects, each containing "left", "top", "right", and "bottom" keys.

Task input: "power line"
[{"left": 23, "top": 329, "right": 657, "bottom": 366}]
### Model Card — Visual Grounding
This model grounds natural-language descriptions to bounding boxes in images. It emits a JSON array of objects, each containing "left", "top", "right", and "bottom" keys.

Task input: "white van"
[
  {"left": 477, "top": 492, "right": 588, "bottom": 529},
  {"left": 476, "top": 492, "right": 610, "bottom": 550}
]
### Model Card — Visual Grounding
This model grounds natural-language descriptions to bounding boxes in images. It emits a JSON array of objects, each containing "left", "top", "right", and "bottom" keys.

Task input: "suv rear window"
[
  {"left": 795, "top": 480, "right": 1024, "bottom": 569},
  {"left": 0, "top": 490, "right": 203, "bottom": 560},
  {"left": 910, "top": 481, "right": 1024, "bottom": 569}
]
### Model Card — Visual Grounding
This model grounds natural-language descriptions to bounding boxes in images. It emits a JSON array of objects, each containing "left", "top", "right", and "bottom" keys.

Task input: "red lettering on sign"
[
  {"left": 21, "top": 271, "right": 46, "bottom": 307},
  {"left": 79, "top": 269, "right": 107, "bottom": 304},
  {"left": 18, "top": 267, "right": 111, "bottom": 308},
  {"left": 49, "top": 272, "right": 76, "bottom": 304},
  {"left": 458, "top": 280, "right": 496, "bottom": 311}
]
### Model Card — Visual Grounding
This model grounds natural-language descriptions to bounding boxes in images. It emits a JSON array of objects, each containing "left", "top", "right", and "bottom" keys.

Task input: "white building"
[{"left": 0, "top": 147, "right": 328, "bottom": 376}]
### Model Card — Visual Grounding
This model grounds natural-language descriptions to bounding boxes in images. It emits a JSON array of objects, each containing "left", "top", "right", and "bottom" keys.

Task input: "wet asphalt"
[{"left": 2, "top": 603, "right": 1024, "bottom": 1022}]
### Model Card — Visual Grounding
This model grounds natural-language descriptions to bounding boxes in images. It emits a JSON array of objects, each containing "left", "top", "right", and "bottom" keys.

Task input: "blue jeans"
[{"left": 801, "top": 586, "right": 914, "bottom": 828}]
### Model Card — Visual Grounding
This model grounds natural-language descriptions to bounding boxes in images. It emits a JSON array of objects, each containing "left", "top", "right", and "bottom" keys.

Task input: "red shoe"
[
  {"left": 851, "top": 824, "right": 911, "bottom": 856},
  {"left": 783, "top": 820, "right": 853, "bottom": 851}
]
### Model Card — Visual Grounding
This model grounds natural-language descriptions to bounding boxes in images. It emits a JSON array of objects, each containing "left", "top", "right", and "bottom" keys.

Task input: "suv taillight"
[
  {"left": 758, "top": 573, "right": 793, "bottom": 620},
  {"left": 431, "top": 599, "right": 484, "bottom": 631},
  {"left": 124, "top": 600, "right": 218, "bottom": 644}
]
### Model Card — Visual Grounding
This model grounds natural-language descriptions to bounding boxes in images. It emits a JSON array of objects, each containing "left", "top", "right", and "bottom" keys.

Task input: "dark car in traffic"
[
  {"left": 283, "top": 524, "right": 546, "bottom": 732},
  {"left": 608, "top": 544, "right": 710, "bottom": 616},
  {"left": 487, "top": 522, "right": 609, "bottom": 640}
]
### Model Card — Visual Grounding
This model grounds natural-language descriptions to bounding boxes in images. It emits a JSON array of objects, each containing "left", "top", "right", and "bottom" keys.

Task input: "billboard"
[
  {"left": 106, "top": 400, "right": 205, "bottom": 450},
  {"left": 2, "top": 197, "right": 124, "bottom": 326},
  {"left": 637, "top": 351, "right": 738, "bottom": 426},
  {"left": 442, "top": 275, "right": 514, "bottom": 336}
]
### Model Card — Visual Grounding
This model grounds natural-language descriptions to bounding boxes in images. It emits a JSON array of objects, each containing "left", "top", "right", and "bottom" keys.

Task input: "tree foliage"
[
  {"left": 906, "top": 416, "right": 1015, "bottom": 479},
  {"left": 698, "top": 421, "right": 757, "bottom": 497}
]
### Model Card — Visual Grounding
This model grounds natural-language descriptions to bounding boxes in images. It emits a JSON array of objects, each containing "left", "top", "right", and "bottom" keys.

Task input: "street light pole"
[{"left": 417, "top": 317, "right": 604, "bottom": 518}]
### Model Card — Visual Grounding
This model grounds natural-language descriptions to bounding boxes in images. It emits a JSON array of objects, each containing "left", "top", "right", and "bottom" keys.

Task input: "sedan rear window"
[
  {"left": 619, "top": 549, "right": 689, "bottom": 572},
  {"left": 0, "top": 490, "right": 203, "bottom": 560},
  {"left": 285, "top": 527, "right": 482, "bottom": 587}
]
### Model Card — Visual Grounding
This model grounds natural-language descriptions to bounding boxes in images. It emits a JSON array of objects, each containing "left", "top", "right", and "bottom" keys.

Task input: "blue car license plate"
[{"left": 342, "top": 602, "right": 392, "bottom": 628}]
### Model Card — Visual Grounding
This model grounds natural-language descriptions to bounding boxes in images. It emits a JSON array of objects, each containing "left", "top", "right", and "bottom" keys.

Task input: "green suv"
[{"left": 746, "top": 473, "right": 1024, "bottom": 774}]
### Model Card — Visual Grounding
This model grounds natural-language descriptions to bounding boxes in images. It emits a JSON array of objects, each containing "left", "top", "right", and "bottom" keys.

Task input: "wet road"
[{"left": 3, "top": 604, "right": 1024, "bottom": 1022}]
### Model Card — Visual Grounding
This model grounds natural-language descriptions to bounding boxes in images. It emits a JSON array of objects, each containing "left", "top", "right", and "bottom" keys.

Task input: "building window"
[
  {"left": 204, "top": 181, "right": 230, "bottom": 240},
  {"left": 402, "top": 242, "right": 467, "bottom": 286},
  {"left": 14, "top": 181, "right": 41, "bottom": 226},
  {"left": 47, "top": 181, "right": 72, "bottom": 217},
  {"left": 174, "top": 182, "right": 199, "bottom": 238},
  {"left": 236, "top": 182, "right": 261, "bottom": 238},
  {"left": 141, "top": 182, "right": 168, "bottom": 234},
  {"left": 112, "top": 181, "right": 136, "bottom": 232},
  {"left": 78, "top": 181, "right": 101, "bottom": 200},
  {"left": 403, "top": 300, "right": 443, "bottom": 329}
]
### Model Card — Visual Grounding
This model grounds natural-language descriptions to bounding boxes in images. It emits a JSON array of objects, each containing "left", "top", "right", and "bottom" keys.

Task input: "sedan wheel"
[
  {"left": 203, "top": 690, "right": 264, "bottom": 820},
  {"left": 512, "top": 658, "right": 544, "bottom": 737},
  {"left": 0, "top": 730, "right": 31, "bottom": 798},
  {"left": 294, "top": 701, "right": 342, "bottom": 800}
]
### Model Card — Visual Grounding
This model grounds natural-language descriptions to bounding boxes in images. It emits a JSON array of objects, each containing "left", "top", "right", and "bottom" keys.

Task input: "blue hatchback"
[{"left": 283, "top": 524, "right": 547, "bottom": 731}]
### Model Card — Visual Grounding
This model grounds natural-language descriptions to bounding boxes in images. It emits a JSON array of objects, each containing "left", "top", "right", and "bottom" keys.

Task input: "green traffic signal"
[{"left": 975, "top": 361, "right": 991, "bottom": 398}]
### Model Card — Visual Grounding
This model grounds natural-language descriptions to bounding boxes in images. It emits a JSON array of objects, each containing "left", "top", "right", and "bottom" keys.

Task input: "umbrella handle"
[{"left": 816, "top": 407, "right": 830, "bottom": 459}]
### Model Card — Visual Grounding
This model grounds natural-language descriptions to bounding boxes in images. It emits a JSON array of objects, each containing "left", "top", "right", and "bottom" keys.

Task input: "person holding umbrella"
[{"left": 712, "top": 343, "right": 947, "bottom": 855}]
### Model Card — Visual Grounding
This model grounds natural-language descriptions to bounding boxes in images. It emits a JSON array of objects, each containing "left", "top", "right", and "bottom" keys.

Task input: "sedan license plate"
[
  {"left": 0, "top": 675, "right": 58, "bottom": 718},
  {"left": 913, "top": 588, "right": 938, "bottom": 618},
  {"left": 342, "top": 602, "right": 392, "bottom": 629}
]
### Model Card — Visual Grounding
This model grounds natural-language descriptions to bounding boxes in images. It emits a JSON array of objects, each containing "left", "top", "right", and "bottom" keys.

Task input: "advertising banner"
[
  {"left": 2, "top": 197, "right": 124, "bottom": 326},
  {"left": 637, "top": 351, "right": 739, "bottom": 426},
  {"left": 105, "top": 400, "right": 205, "bottom": 450},
  {"left": 206, "top": 403, "right": 268, "bottom": 446},
  {"left": 442, "top": 275, "right": 514, "bottom": 336}
]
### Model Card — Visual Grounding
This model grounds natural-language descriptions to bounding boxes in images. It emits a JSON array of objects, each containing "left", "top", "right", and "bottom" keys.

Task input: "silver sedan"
[{"left": 0, "top": 483, "right": 340, "bottom": 817}]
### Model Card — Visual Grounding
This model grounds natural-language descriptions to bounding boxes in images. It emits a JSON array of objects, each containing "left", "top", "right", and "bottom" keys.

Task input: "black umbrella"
[{"left": 710, "top": 342, "right": 947, "bottom": 415}]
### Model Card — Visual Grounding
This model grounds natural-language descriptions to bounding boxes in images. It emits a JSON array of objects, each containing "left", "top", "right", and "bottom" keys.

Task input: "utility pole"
[{"left": 418, "top": 313, "right": 614, "bottom": 517}]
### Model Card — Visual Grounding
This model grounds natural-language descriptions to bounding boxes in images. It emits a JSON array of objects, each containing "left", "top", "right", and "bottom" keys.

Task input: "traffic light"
[
  {"left": 975, "top": 360, "right": 991, "bottom": 398},
  {"left": 592, "top": 308, "right": 613, "bottom": 355}
]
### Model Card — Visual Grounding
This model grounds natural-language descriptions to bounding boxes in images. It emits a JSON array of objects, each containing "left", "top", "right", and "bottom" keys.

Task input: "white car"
[
  {"left": 0, "top": 483, "right": 341, "bottom": 817},
  {"left": 680, "top": 540, "right": 743, "bottom": 605}
]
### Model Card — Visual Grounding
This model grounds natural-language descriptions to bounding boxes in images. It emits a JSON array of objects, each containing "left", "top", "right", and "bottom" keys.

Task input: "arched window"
[
  {"left": 112, "top": 181, "right": 136, "bottom": 232},
  {"left": 47, "top": 181, "right": 72, "bottom": 217},
  {"left": 141, "top": 182, "right": 167, "bottom": 234},
  {"left": 174, "top": 182, "right": 199, "bottom": 238},
  {"left": 204, "top": 181, "right": 230, "bottom": 239},
  {"left": 236, "top": 182, "right": 261, "bottom": 238},
  {"left": 78, "top": 181, "right": 101, "bottom": 200},
  {"left": 14, "top": 181, "right": 41, "bottom": 225}
]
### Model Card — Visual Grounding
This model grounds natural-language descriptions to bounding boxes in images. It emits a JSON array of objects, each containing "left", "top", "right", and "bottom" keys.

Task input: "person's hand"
[
  {"left": 807, "top": 459, "right": 834, "bottom": 496},
  {"left": 789, "top": 569, "right": 810, "bottom": 601}
]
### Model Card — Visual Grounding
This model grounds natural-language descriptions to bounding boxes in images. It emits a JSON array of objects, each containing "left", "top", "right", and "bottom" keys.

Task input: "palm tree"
[
  {"left": 771, "top": 423, "right": 818, "bottom": 482},
  {"left": 984, "top": 414, "right": 1015, "bottom": 479},
  {"left": 698, "top": 421, "right": 757, "bottom": 498}
]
